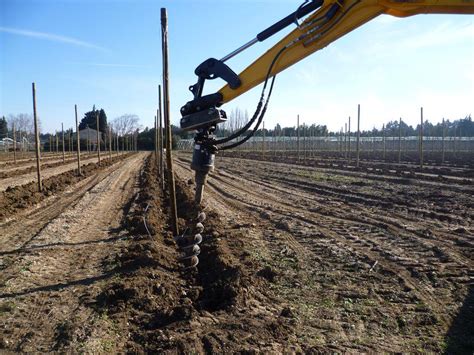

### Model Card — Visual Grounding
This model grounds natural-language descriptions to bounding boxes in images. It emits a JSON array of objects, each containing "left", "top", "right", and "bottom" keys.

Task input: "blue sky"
[{"left": 1, "top": 0, "right": 473, "bottom": 133}]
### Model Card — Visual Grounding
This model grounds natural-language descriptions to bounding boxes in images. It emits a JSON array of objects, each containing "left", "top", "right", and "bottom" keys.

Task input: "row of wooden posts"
[
  {"left": 17, "top": 8, "right": 179, "bottom": 237},
  {"left": 23, "top": 83, "right": 140, "bottom": 193},
  {"left": 256, "top": 105, "right": 455, "bottom": 168}
]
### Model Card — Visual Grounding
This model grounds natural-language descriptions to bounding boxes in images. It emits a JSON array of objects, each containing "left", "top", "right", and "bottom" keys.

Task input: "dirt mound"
[
  {"left": 0, "top": 156, "right": 128, "bottom": 220},
  {"left": 90, "top": 155, "right": 289, "bottom": 353}
]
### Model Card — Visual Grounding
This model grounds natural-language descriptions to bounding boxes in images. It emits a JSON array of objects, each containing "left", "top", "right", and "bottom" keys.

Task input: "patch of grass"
[
  {"left": 19, "top": 261, "right": 33, "bottom": 273},
  {"left": 319, "top": 298, "right": 335, "bottom": 309}
]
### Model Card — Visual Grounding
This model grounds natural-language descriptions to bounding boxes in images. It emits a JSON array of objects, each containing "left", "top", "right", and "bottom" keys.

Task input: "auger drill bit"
[{"left": 174, "top": 211, "right": 206, "bottom": 269}]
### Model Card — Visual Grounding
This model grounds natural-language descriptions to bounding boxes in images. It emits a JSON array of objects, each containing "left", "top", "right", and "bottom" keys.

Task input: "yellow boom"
[{"left": 218, "top": 0, "right": 474, "bottom": 104}]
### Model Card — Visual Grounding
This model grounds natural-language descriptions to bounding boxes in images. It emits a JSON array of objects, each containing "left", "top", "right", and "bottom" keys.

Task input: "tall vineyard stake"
[
  {"left": 442, "top": 118, "right": 445, "bottom": 164},
  {"left": 297, "top": 114, "right": 300, "bottom": 160},
  {"left": 96, "top": 112, "right": 101, "bottom": 163},
  {"left": 75, "top": 105, "right": 81, "bottom": 175},
  {"left": 303, "top": 123, "right": 307, "bottom": 161},
  {"left": 262, "top": 121, "right": 265, "bottom": 159},
  {"left": 32, "top": 83, "right": 42, "bottom": 192},
  {"left": 356, "top": 104, "right": 360, "bottom": 168},
  {"left": 420, "top": 107, "right": 423, "bottom": 169},
  {"left": 49, "top": 135, "right": 52, "bottom": 154},
  {"left": 56, "top": 132, "right": 59, "bottom": 153},
  {"left": 154, "top": 114, "right": 158, "bottom": 161},
  {"left": 159, "top": 85, "right": 165, "bottom": 190},
  {"left": 398, "top": 117, "right": 402, "bottom": 163},
  {"left": 62, "top": 123, "right": 65, "bottom": 163},
  {"left": 162, "top": 7, "right": 179, "bottom": 235},
  {"left": 109, "top": 127, "right": 112, "bottom": 159}
]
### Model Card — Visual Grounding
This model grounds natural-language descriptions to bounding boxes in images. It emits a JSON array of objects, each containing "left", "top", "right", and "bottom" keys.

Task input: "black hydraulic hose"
[
  {"left": 214, "top": 44, "right": 287, "bottom": 145},
  {"left": 301, "top": 0, "right": 341, "bottom": 29},
  {"left": 216, "top": 1, "right": 348, "bottom": 150},
  {"left": 320, "top": 0, "right": 359, "bottom": 36},
  {"left": 219, "top": 75, "right": 277, "bottom": 151}
]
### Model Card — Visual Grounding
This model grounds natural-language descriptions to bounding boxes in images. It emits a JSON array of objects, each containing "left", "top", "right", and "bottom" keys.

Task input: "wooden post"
[
  {"left": 12, "top": 122, "right": 17, "bottom": 164},
  {"left": 303, "top": 123, "right": 307, "bottom": 161},
  {"left": 159, "top": 85, "right": 165, "bottom": 189},
  {"left": 62, "top": 123, "right": 65, "bottom": 163},
  {"left": 297, "top": 115, "right": 300, "bottom": 160},
  {"left": 398, "top": 117, "right": 402, "bottom": 163},
  {"left": 32, "top": 83, "right": 42, "bottom": 192},
  {"left": 109, "top": 127, "right": 112, "bottom": 159},
  {"left": 96, "top": 112, "right": 101, "bottom": 163},
  {"left": 419, "top": 107, "right": 423, "bottom": 169},
  {"left": 49, "top": 135, "right": 52, "bottom": 153},
  {"left": 441, "top": 118, "right": 445, "bottom": 164},
  {"left": 161, "top": 7, "right": 179, "bottom": 236},
  {"left": 56, "top": 132, "right": 59, "bottom": 153},
  {"left": 356, "top": 104, "right": 360, "bottom": 168},
  {"left": 262, "top": 121, "right": 265, "bottom": 159},
  {"left": 155, "top": 114, "right": 158, "bottom": 164},
  {"left": 75, "top": 105, "right": 82, "bottom": 175}
]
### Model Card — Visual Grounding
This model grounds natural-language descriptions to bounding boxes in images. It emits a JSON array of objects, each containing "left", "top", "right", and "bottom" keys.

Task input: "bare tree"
[
  {"left": 221, "top": 107, "right": 248, "bottom": 133},
  {"left": 111, "top": 114, "right": 140, "bottom": 136},
  {"left": 7, "top": 113, "right": 40, "bottom": 150}
]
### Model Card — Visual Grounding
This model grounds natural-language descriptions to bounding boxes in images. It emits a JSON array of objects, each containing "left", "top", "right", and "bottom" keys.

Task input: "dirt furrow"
[
  {"left": 0, "top": 153, "right": 98, "bottom": 176},
  {"left": 174, "top": 154, "right": 471, "bottom": 352},
  {"left": 0, "top": 152, "right": 148, "bottom": 352},
  {"left": 0, "top": 155, "right": 117, "bottom": 192}
]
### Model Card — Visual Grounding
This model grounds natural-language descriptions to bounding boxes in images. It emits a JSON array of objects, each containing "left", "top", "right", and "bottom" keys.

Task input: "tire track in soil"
[
  {"left": 0, "top": 152, "right": 148, "bottom": 352},
  {"left": 174, "top": 154, "right": 472, "bottom": 352}
]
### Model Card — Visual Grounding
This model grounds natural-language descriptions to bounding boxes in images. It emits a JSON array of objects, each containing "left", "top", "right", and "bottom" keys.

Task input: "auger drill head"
[{"left": 191, "top": 128, "right": 217, "bottom": 205}]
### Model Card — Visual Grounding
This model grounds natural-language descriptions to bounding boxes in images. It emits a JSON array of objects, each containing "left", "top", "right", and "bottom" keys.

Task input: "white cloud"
[{"left": 0, "top": 26, "right": 108, "bottom": 52}]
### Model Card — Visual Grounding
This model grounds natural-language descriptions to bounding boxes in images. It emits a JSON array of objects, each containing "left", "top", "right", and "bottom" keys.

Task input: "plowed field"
[{"left": 0, "top": 151, "right": 472, "bottom": 353}]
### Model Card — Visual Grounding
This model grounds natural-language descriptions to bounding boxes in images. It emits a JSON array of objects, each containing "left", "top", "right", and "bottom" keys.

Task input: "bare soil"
[
  {"left": 0, "top": 153, "right": 147, "bottom": 352},
  {"left": 171, "top": 152, "right": 473, "bottom": 353},
  {"left": 0, "top": 154, "right": 132, "bottom": 220},
  {"left": 0, "top": 154, "right": 126, "bottom": 192},
  {"left": 0, "top": 153, "right": 97, "bottom": 177},
  {"left": 0, "top": 151, "right": 472, "bottom": 353}
]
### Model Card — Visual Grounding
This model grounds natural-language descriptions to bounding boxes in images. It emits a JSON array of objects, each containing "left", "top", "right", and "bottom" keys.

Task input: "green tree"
[
  {"left": 0, "top": 116, "right": 8, "bottom": 138},
  {"left": 78, "top": 106, "right": 108, "bottom": 134}
]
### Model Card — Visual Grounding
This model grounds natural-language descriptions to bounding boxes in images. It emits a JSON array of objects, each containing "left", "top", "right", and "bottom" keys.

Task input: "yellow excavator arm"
[
  {"left": 219, "top": 0, "right": 474, "bottom": 104},
  {"left": 180, "top": 0, "right": 473, "bottom": 205}
]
